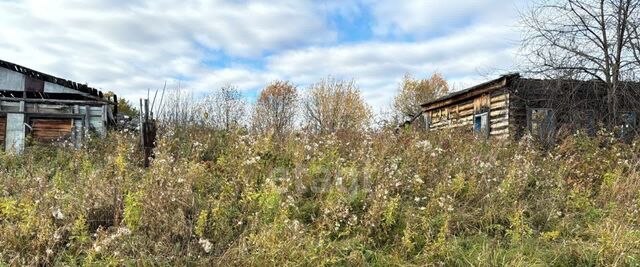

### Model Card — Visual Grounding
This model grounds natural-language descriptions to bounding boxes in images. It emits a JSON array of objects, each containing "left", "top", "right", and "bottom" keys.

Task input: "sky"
[{"left": 0, "top": 0, "right": 528, "bottom": 113}]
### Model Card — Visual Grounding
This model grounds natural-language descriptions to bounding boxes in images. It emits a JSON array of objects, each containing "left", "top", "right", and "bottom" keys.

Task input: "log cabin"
[
  {"left": 0, "top": 59, "right": 118, "bottom": 153},
  {"left": 420, "top": 73, "right": 639, "bottom": 141}
]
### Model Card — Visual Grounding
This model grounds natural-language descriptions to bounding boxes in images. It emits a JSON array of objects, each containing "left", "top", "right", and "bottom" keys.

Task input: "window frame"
[
  {"left": 572, "top": 109, "right": 596, "bottom": 136},
  {"left": 619, "top": 111, "right": 637, "bottom": 138},
  {"left": 473, "top": 112, "right": 489, "bottom": 137},
  {"left": 527, "top": 108, "right": 555, "bottom": 139}
]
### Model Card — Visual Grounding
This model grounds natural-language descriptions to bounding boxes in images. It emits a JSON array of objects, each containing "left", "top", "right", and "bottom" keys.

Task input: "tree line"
[
  {"left": 118, "top": 0, "right": 640, "bottom": 135},
  {"left": 148, "top": 73, "right": 449, "bottom": 140}
]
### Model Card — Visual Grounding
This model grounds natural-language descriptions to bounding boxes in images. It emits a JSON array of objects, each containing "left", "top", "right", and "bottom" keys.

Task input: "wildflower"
[
  {"left": 52, "top": 208, "right": 65, "bottom": 220},
  {"left": 244, "top": 157, "right": 260, "bottom": 165},
  {"left": 117, "top": 227, "right": 131, "bottom": 236},
  {"left": 199, "top": 238, "right": 213, "bottom": 253}
]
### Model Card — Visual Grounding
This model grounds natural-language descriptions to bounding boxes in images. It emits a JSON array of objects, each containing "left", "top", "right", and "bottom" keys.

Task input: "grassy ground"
[{"left": 1, "top": 128, "right": 639, "bottom": 266}]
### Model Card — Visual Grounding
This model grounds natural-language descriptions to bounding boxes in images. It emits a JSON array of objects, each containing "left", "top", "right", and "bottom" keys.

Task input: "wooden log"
[
  {"left": 491, "top": 94, "right": 508, "bottom": 102},
  {"left": 490, "top": 100, "right": 507, "bottom": 110}
]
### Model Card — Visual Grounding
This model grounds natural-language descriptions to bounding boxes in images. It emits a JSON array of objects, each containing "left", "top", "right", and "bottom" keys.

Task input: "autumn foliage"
[{"left": 251, "top": 80, "right": 298, "bottom": 141}]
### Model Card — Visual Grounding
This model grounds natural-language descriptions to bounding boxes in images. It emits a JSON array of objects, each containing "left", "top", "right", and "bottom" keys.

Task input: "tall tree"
[
  {"left": 630, "top": 10, "right": 640, "bottom": 67},
  {"left": 252, "top": 80, "right": 298, "bottom": 139},
  {"left": 303, "top": 77, "right": 372, "bottom": 134},
  {"left": 393, "top": 73, "right": 449, "bottom": 124},
  {"left": 521, "top": 0, "right": 640, "bottom": 123}
]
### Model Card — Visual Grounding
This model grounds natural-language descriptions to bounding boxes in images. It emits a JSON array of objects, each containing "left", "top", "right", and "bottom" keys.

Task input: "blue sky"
[{"left": 0, "top": 0, "right": 527, "bottom": 113}]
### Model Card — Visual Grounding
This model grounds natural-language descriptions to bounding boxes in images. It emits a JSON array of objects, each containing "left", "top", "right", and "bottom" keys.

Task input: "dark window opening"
[
  {"left": 620, "top": 112, "right": 637, "bottom": 138},
  {"left": 572, "top": 110, "right": 596, "bottom": 136},
  {"left": 528, "top": 108, "right": 555, "bottom": 140},
  {"left": 474, "top": 112, "right": 489, "bottom": 136}
]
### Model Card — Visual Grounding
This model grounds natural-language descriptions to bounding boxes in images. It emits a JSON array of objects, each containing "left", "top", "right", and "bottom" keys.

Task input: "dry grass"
[{"left": 1, "top": 128, "right": 639, "bottom": 266}]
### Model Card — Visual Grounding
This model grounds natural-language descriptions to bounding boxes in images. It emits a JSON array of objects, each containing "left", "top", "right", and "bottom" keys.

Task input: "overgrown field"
[{"left": 1, "top": 129, "right": 640, "bottom": 266}]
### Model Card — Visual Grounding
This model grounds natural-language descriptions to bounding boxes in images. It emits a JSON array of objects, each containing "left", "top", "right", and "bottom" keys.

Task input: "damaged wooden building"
[
  {"left": 0, "top": 59, "right": 118, "bottom": 153},
  {"left": 419, "top": 73, "right": 639, "bottom": 141}
]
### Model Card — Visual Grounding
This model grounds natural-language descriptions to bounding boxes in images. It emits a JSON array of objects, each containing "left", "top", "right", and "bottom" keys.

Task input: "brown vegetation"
[
  {"left": 302, "top": 77, "right": 372, "bottom": 134},
  {"left": 251, "top": 80, "right": 298, "bottom": 141},
  {"left": 1, "top": 129, "right": 640, "bottom": 265}
]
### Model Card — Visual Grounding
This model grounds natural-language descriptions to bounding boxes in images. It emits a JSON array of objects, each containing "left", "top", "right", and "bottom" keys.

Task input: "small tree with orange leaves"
[{"left": 251, "top": 80, "right": 298, "bottom": 140}]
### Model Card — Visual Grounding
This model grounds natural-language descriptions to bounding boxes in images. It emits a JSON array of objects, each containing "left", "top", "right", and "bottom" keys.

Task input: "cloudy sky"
[{"left": 0, "top": 0, "right": 528, "bottom": 113}]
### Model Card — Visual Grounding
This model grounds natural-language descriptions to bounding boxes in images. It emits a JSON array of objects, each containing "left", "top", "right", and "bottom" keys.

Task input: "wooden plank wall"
[
  {"left": 0, "top": 116, "right": 5, "bottom": 146},
  {"left": 426, "top": 90, "right": 511, "bottom": 138},
  {"left": 508, "top": 90, "right": 528, "bottom": 139},
  {"left": 30, "top": 118, "right": 73, "bottom": 142}
]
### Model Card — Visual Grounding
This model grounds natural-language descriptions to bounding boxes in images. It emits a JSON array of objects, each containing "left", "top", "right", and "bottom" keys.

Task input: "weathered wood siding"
[
  {"left": 30, "top": 118, "right": 73, "bottom": 142},
  {"left": 510, "top": 79, "right": 613, "bottom": 139},
  {"left": 421, "top": 76, "right": 640, "bottom": 141},
  {"left": 489, "top": 91, "right": 510, "bottom": 137},
  {"left": 508, "top": 89, "right": 527, "bottom": 139},
  {"left": 425, "top": 89, "right": 511, "bottom": 138},
  {"left": 0, "top": 116, "right": 5, "bottom": 146},
  {"left": 0, "top": 60, "right": 116, "bottom": 153}
]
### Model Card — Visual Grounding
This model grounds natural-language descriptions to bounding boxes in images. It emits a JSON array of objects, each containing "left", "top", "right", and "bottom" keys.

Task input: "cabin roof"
[
  {"left": 0, "top": 59, "right": 108, "bottom": 99},
  {"left": 420, "top": 73, "right": 520, "bottom": 111}
]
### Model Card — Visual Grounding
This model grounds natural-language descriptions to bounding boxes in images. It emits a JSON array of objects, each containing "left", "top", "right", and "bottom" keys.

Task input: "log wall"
[{"left": 425, "top": 89, "right": 511, "bottom": 138}]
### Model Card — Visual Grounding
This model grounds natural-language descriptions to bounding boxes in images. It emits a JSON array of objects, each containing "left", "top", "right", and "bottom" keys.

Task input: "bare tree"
[
  {"left": 521, "top": 0, "right": 640, "bottom": 124},
  {"left": 393, "top": 73, "right": 449, "bottom": 125},
  {"left": 630, "top": 10, "right": 640, "bottom": 70},
  {"left": 158, "top": 87, "right": 199, "bottom": 128},
  {"left": 303, "top": 77, "right": 372, "bottom": 134},
  {"left": 251, "top": 80, "right": 298, "bottom": 140},
  {"left": 200, "top": 84, "right": 246, "bottom": 131}
]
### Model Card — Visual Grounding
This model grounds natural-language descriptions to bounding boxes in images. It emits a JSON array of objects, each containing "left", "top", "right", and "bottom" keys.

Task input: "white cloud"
[
  {"left": 0, "top": 0, "right": 527, "bottom": 116},
  {"left": 264, "top": 22, "right": 519, "bottom": 111},
  {"left": 0, "top": 0, "right": 335, "bottom": 99},
  {"left": 366, "top": 0, "right": 526, "bottom": 38}
]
